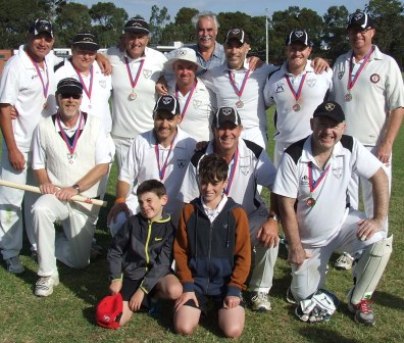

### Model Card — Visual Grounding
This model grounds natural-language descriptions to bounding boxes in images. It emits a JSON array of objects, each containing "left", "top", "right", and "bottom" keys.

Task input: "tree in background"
[
  {"left": 149, "top": 5, "right": 170, "bottom": 45},
  {"left": 89, "top": 2, "right": 128, "bottom": 48},
  {"left": 161, "top": 7, "right": 198, "bottom": 44}
]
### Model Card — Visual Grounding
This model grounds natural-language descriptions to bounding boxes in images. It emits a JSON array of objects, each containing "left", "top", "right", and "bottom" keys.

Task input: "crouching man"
[
  {"left": 31, "top": 78, "right": 113, "bottom": 297},
  {"left": 273, "top": 101, "right": 392, "bottom": 325}
]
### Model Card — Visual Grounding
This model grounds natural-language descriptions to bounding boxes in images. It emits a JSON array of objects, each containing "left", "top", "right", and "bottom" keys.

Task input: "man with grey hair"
[{"left": 107, "top": 16, "right": 167, "bottom": 171}]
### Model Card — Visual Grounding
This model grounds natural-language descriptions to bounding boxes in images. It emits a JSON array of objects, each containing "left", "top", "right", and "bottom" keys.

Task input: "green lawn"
[{"left": 0, "top": 113, "right": 403, "bottom": 342}]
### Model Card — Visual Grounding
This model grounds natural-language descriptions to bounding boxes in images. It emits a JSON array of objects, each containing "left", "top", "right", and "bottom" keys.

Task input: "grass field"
[{"left": 0, "top": 112, "right": 403, "bottom": 343}]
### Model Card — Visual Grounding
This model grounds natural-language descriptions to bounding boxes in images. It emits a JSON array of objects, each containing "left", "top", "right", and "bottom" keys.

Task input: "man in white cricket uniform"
[
  {"left": 204, "top": 28, "right": 277, "bottom": 149},
  {"left": 54, "top": 33, "right": 112, "bottom": 133},
  {"left": 330, "top": 11, "right": 404, "bottom": 270},
  {"left": 178, "top": 106, "right": 279, "bottom": 312},
  {"left": 165, "top": 47, "right": 214, "bottom": 142},
  {"left": 264, "top": 29, "right": 333, "bottom": 166},
  {"left": 330, "top": 10, "right": 404, "bottom": 227},
  {"left": 108, "top": 95, "right": 196, "bottom": 236},
  {"left": 31, "top": 78, "right": 112, "bottom": 297},
  {"left": 0, "top": 19, "right": 57, "bottom": 273},
  {"left": 107, "top": 17, "right": 167, "bottom": 170},
  {"left": 274, "top": 101, "right": 391, "bottom": 325}
]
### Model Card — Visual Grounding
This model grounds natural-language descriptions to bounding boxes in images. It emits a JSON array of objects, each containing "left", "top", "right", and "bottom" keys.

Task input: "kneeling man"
[
  {"left": 31, "top": 78, "right": 113, "bottom": 297},
  {"left": 274, "top": 101, "right": 392, "bottom": 325}
]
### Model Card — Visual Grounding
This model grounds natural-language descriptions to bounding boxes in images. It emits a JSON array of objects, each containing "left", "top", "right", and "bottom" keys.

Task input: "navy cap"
[
  {"left": 57, "top": 78, "right": 83, "bottom": 95},
  {"left": 29, "top": 19, "right": 53, "bottom": 38},
  {"left": 124, "top": 17, "right": 150, "bottom": 34},
  {"left": 153, "top": 95, "right": 180, "bottom": 118},
  {"left": 212, "top": 106, "right": 242, "bottom": 128},
  {"left": 313, "top": 101, "right": 345, "bottom": 123},
  {"left": 225, "top": 28, "right": 250, "bottom": 45},
  {"left": 72, "top": 33, "right": 99, "bottom": 51},
  {"left": 347, "top": 10, "right": 374, "bottom": 30},
  {"left": 285, "top": 29, "right": 312, "bottom": 46}
]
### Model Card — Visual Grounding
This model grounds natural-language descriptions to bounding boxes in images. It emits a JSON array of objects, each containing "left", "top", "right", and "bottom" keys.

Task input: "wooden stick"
[{"left": 0, "top": 179, "right": 107, "bottom": 207}]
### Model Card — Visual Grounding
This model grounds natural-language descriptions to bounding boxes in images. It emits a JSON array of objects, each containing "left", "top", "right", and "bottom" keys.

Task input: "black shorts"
[
  {"left": 184, "top": 292, "right": 245, "bottom": 316},
  {"left": 120, "top": 278, "right": 156, "bottom": 308}
]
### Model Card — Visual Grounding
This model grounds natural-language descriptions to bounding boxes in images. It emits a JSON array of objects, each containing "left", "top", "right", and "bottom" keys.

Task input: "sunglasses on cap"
[{"left": 60, "top": 93, "right": 82, "bottom": 99}]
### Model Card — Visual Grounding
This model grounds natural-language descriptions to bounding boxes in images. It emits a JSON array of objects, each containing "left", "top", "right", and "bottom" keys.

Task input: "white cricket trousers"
[
  {"left": 32, "top": 194, "right": 99, "bottom": 277},
  {"left": 248, "top": 206, "right": 279, "bottom": 294},
  {"left": 0, "top": 147, "right": 38, "bottom": 259}
]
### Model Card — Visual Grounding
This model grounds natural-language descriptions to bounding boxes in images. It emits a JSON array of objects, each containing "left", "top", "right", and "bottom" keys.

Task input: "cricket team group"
[{"left": 0, "top": 8, "right": 403, "bottom": 337}]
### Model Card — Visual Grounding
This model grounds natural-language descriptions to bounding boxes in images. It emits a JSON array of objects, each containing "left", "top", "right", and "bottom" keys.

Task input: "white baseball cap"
[{"left": 165, "top": 48, "right": 203, "bottom": 73}]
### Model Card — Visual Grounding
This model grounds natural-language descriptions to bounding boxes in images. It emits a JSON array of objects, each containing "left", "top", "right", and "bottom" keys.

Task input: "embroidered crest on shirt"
[
  {"left": 306, "top": 78, "right": 317, "bottom": 88},
  {"left": 275, "top": 84, "right": 284, "bottom": 93},
  {"left": 338, "top": 71, "right": 344, "bottom": 80},
  {"left": 176, "top": 158, "right": 187, "bottom": 168},
  {"left": 143, "top": 69, "right": 152, "bottom": 79},
  {"left": 370, "top": 73, "right": 380, "bottom": 83}
]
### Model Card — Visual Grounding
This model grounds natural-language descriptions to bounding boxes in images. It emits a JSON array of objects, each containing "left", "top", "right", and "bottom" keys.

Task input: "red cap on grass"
[{"left": 96, "top": 293, "right": 123, "bottom": 329}]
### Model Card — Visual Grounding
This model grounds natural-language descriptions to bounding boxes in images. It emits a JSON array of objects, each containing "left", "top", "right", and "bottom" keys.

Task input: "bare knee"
[
  {"left": 221, "top": 324, "right": 243, "bottom": 338},
  {"left": 174, "top": 320, "right": 197, "bottom": 335},
  {"left": 166, "top": 283, "right": 182, "bottom": 300}
]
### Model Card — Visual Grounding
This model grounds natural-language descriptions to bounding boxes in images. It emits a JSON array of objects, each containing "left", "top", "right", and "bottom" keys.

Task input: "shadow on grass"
[
  {"left": 372, "top": 290, "right": 404, "bottom": 311},
  {"left": 298, "top": 327, "right": 361, "bottom": 343}
]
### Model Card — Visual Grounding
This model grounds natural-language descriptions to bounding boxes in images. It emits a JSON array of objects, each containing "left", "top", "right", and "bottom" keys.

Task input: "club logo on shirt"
[
  {"left": 275, "top": 84, "right": 284, "bottom": 93},
  {"left": 306, "top": 78, "right": 317, "bottom": 88},
  {"left": 370, "top": 73, "right": 380, "bottom": 83},
  {"left": 300, "top": 174, "right": 309, "bottom": 186},
  {"left": 193, "top": 99, "right": 202, "bottom": 108},
  {"left": 177, "top": 158, "right": 187, "bottom": 168},
  {"left": 99, "top": 80, "right": 106, "bottom": 88},
  {"left": 332, "top": 167, "right": 343, "bottom": 179},
  {"left": 338, "top": 71, "right": 344, "bottom": 80},
  {"left": 143, "top": 69, "right": 152, "bottom": 79}
]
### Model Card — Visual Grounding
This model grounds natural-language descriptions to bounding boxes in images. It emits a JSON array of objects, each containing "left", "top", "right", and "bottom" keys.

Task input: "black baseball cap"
[
  {"left": 285, "top": 29, "right": 312, "bottom": 47},
  {"left": 57, "top": 78, "right": 83, "bottom": 95},
  {"left": 225, "top": 28, "right": 250, "bottom": 45},
  {"left": 153, "top": 95, "right": 180, "bottom": 118},
  {"left": 347, "top": 10, "right": 374, "bottom": 30},
  {"left": 212, "top": 106, "right": 242, "bottom": 128},
  {"left": 313, "top": 101, "right": 345, "bottom": 123},
  {"left": 124, "top": 17, "right": 150, "bottom": 34},
  {"left": 72, "top": 33, "right": 99, "bottom": 51},
  {"left": 29, "top": 19, "right": 53, "bottom": 38}
]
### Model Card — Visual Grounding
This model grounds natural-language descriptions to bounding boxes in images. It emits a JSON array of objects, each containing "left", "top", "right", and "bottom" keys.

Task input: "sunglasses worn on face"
[{"left": 60, "top": 93, "right": 81, "bottom": 99}]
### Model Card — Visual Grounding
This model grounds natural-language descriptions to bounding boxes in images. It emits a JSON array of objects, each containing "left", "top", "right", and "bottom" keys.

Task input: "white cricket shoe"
[
  {"left": 335, "top": 252, "right": 354, "bottom": 270},
  {"left": 35, "top": 274, "right": 60, "bottom": 297},
  {"left": 250, "top": 291, "right": 272, "bottom": 311}
]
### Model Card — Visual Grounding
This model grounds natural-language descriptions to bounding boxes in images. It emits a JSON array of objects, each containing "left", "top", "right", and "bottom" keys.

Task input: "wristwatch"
[{"left": 72, "top": 184, "right": 80, "bottom": 193}]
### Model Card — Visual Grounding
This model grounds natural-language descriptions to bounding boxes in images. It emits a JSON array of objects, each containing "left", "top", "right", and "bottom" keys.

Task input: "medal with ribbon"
[
  {"left": 175, "top": 80, "right": 197, "bottom": 120},
  {"left": 224, "top": 148, "right": 239, "bottom": 195},
  {"left": 285, "top": 72, "right": 306, "bottom": 112},
  {"left": 306, "top": 161, "right": 331, "bottom": 207},
  {"left": 346, "top": 47, "right": 374, "bottom": 102},
  {"left": 228, "top": 69, "right": 250, "bottom": 108},
  {"left": 74, "top": 65, "right": 93, "bottom": 109},
  {"left": 125, "top": 57, "right": 145, "bottom": 101},
  {"left": 29, "top": 55, "right": 49, "bottom": 109},
  {"left": 154, "top": 132, "right": 177, "bottom": 181},
  {"left": 56, "top": 112, "right": 84, "bottom": 164}
]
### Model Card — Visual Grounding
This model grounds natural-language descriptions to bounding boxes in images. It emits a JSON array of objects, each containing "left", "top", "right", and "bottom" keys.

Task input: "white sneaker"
[
  {"left": 250, "top": 291, "right": 272, "bottom": 311},
  {"left": 5, "top": 256, "right": 25, "bottom": 274},
  {"left": 35, "top": 274, "right": 60, "bottom": 297},
  {"left": 335, "top": 252, "right": 354, "bottom": 270}
]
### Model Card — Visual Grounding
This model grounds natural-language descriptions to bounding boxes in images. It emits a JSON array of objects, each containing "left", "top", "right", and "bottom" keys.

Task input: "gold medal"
[
  {"left": 293, "top": 103, "right": 301, "bottom": 112},
  {"left": 236, "top": 100, "right": 244, "bottom": 108},
  {"left": 128, "top": 92, "right": 137, "bottom": 101},
  {"left": 345, "top": 93, "right": 352, "bottom": 102},
  {"left": 43, "top": 101, "right": 48, "bottom": 110}
]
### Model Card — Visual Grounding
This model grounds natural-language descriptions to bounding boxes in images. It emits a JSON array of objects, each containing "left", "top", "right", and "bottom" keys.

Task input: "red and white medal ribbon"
[
  {"left": 306, "top": 161, "right": 331, "bottom": 206},
  {"left": 284, "top": 72, "right": 306, "bottom": 111},
  {"left": 224, "top": 148, "right": 239, "bottom": 195},
  {"left": 125, "top": 57, "right": 145, "bottom": 95},
  {"left": 228, "top": 69, "right": 250, "bottom": 106},
  {"left": 175, "top": 80, "right": 197, "bottom": 120},
  {"left": 347, "top": 47, "right": 374, "bottom": 95},
  {"left": 154, "top": 133, "right": 177, "bottom": 181},
  {"left": 56, "top": 112, "right": 84, "bottom": 158},
  {"left": 29, "top": 55, "right": 49, "bottom": 102},
  {"left": 74, "top": 65, "right": 93, "bottom": 102}
]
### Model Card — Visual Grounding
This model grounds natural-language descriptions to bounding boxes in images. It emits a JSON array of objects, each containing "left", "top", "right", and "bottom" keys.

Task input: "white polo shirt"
[
  {"left": 119, "top": 127, "right": 196, "bottom": 216},
  {"left": 273, "top": 135, "right": 382, "bottom": 247},
  {"left": 107, "top": 46, "right": 167, "bottom": 139},
  {"left": 264, "top": 61, "right": 333, "bottom": 144},
  {"left": 167, "top": 77, "right": 214, "bottom": 142},
  {"left": 0, "top": 47, "right": 56, "bottom": 151},
  {"left": 330, "top": 45, "right": 404, "bottom": 146},
  {"left": 178, "top": 139, "right": 277, "bottom": 215},
  {"left": 203, "top": 61, "right": 277, "bottom": 147},
  {"left": 54, "top": 59, "right": 112, "bottom": 132}
]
